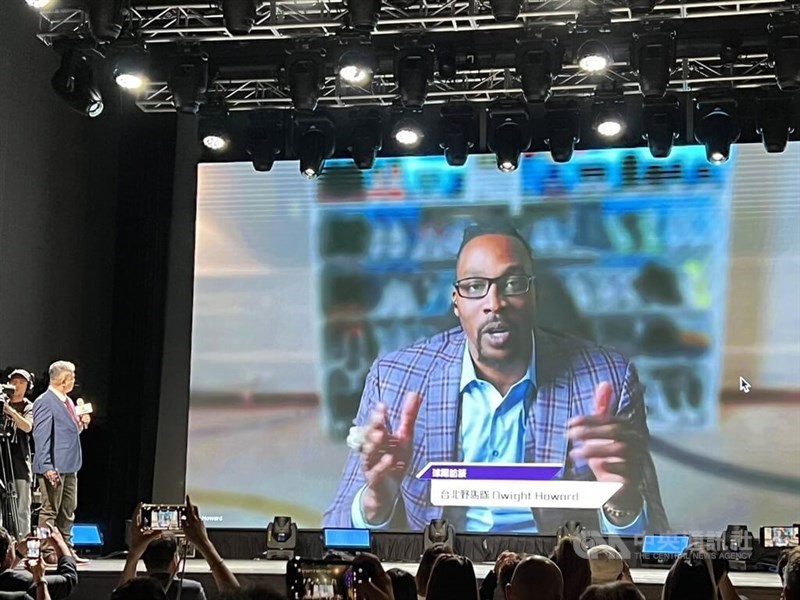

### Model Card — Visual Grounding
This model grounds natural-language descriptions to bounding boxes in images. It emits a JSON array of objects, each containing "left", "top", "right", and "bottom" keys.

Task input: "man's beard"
[{"left": 476, "top": 329, "right": 526, "bottom": 369}]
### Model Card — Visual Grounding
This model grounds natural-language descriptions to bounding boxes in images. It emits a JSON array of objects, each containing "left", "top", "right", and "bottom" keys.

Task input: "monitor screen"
[
  {"left": 72, "top": 524, "right": 103, "bottom": 546},
  {"left": 185, "top": 144, "right": 800, "bottom": 533},
  {"left": 323, "top": 528, "right": 371, "bottom": 550},
  {"left": 642, "top": 535, "right": 690, "bottom": 555}
]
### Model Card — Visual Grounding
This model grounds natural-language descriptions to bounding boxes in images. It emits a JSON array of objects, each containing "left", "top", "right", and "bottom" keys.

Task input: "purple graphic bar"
[{"left": 418, "top": 463, "right": 561, "bottom": 481}]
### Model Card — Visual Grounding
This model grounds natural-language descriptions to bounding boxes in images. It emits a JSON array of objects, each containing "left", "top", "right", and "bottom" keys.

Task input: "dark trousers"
[{"left": 38, "top": 473, "right": 78, "bottom": 545}]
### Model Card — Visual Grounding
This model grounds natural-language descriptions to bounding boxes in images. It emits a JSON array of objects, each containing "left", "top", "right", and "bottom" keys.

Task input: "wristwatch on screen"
[{"left": 602, "top": 487, "right": 644, "bottom": 527}]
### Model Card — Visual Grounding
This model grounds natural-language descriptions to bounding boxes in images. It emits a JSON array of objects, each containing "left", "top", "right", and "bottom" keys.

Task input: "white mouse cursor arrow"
[{"left": 739, "top": 377, "right": 751, "bottom": 393}]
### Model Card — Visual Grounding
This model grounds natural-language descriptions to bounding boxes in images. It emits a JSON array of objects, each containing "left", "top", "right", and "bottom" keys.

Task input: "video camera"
[{"left": 0, "top": 384, "right": 14, "bottom": 399}]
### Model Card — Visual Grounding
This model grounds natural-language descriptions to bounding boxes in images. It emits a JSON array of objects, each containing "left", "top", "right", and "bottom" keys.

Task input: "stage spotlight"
[
  {"left": 627, "top": 0, "right": 664, "bottom": 16},
  {"left": 577, "top": 39, "right": 611, "bottom": 73},
  {"left": 396, "top": 48, "right": 433, "bottom": 108},
  {"left": 694, "top": 101, "right": 740, "bottom": 165},
  {"left": 222, "top": 0, "right": 257, "bottom": 36},
  {"left": 247, "top": 111, "right": 283, "bottom": 172},
  {"left": 51, "top": 49, "right": 104, "bottom": 118},
  {"left": 438, "top": 51, "right": 457, "bottom": 80},
  {"left": 632, "top": 31, "right": 676, "bottom": 98},
  {"left": 289, "top": 57, "right": 322, "bottom": 112},
  {"left": 113, "top": 47, "right": 149, "bottom": 92},
  {"left": 544, "top": 99, "right": 580, "bottom": 163},
  {"left": 642, "top": 95, "right": 679, "bottom": 158},
  {"left": 423, "top": 519, "right": 455, "bottom": 550},
  {"left": 295, "top": 116, "right": 334, "bottom": 179},
  {"left": 338, "top": 46, "right": 376, "bottom": 87},
  {"left": 516, "top": 40, "right": 563, "bottom": 103},
  {"left": 26, "top": 0, "right": 52, "bottom": 8},
  {"left": 440, "top": 103, "right": 476, "bottom": 167},
  {"left": 592, "top": 87, "right": 626, "bottom": 139},
  {"left": 756, "top": 94, "right": 794, "bottom": 153},
  {"left": 87, "top": 0, "right": 125, "bottom": 43},
  {"left": 350, "top": 110, "right": 382, "bottom": 169},
  {"left": 346, "top": 0, "right": 381, "bottom": 31},
  {"left": 769, "top": 15, "right": 800, "bottom": 92},
  {"left": 200, "top": 104, "right": 230, "bottom": 152},
  {"left": 488, "top": 101, "right": 530, "bottom": 173},
  {"left": 169, "top": 54, "right": 208, "bottom": 114},
  {"left": 393, "top": 117, "right": 423, "bottom": 147},
  {"left": 264, "top": 516, "right": 297, "bottom": 560},
  {"left": 489, "top": 0, "right": 523, "bottom": 22}
]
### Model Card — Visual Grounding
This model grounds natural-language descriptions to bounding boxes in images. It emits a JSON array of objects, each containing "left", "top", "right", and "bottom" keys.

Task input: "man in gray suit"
[{"left": 32, "top": 361, "right": 91, "bottom": 552}]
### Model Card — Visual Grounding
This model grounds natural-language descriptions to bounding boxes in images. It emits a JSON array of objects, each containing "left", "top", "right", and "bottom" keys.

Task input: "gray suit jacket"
[{"left": 32, "top": 389, "right": 82, "bottom": 474}]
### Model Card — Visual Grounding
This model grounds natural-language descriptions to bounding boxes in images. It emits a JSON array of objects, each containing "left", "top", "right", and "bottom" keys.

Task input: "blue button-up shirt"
[{"left": 456, "top": 339, "right": 538, "bottom": 532}]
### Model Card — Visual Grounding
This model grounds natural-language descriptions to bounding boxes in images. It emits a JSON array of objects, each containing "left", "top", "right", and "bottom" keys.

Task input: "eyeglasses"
[{"left": 453, "top": 275, "right": 533, "bottom": 299}]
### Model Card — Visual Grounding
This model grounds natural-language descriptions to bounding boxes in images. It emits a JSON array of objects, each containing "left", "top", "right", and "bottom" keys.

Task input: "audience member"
[
  {"left": 415, "top": 544, "right": 453, "bottom": 600},
  {"left": 352, "top": 553, "right": 395, "bottom": 600},
  {"left": 0, "top": 526, "right": 77, "bottom": 600},
  {"left": 388, "top": 569, "right": 417, "bottom": 600},
  {"left": 111, "top": 577, "right": 168, "bottom": 600},
  {"left": 661, "top": 544, "right": 741, "bottom": 600},
  {"left": 506, "top": 555, "right": 564, "bottom": 600},
  {"left": 780, "top": 547, "right": 800, "bottom": 600},
  {"left": 118, "top": 497, "right": 238, "bottom": 597},
  {"left": 580, "top": 582, "right": 644, "bottom": 600},
  {"left": 142, "top": 536, "right": 205, "bottom": 600},
  {"left": 587, "top": 546, "right": 626, "bottom": 585},
  {"left": 479, "top": 551, "right": 518, "bottom": 600},
  {"left": 425, "top": 555, "right": 479, "bottom": 600},
  {"left": 496, "top": 552, "right": 523, "bottom": 599},
  {"left": 550, "top": 537, "right": 591, "bottom": 600}
]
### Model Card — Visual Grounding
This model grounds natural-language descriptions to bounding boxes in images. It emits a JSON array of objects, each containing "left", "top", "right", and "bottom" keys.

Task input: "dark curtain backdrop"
[{"left": 0, "top": 1, "right": 177, "bottom": 551}]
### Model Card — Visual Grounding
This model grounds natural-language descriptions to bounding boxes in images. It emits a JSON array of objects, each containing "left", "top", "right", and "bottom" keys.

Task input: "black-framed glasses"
[{"left": 453, "top": 275, "right": 533, "bottom": 299}]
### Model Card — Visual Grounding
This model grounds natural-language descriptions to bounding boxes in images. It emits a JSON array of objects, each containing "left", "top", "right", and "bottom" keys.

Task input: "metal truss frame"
[
  {"left": 134, "top": 54, "right": 773, "bottom": 113},
  {"left": 37, "top": 1, "right": 794, "bottom": 45}
]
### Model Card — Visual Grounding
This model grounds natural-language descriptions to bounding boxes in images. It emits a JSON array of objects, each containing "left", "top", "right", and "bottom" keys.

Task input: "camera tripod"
[{"left": 0, "top": 412, "right": 21, "bottom": 539}]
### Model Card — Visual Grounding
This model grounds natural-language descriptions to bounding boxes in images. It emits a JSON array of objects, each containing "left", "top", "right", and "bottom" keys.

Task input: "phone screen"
[
  {"left": 287, "top": 558, "right": 362, "bottom": 600},
  {"left": 762, "top": 526, "right": 800, "bottom": 548},
  {"left": 140, "top": 505, "right": 188, "bottom": 532},
  {"left": 26, "top": 540, "right": 40, "bottom": 560}
]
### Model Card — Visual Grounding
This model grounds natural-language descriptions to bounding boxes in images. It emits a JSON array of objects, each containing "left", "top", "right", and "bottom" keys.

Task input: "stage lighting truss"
[
  {"left": 36, "top": 2, "right": 792, "bottom": 45},
  {"left": 133, "top": 54, "right": 778, "bottom": 113}
]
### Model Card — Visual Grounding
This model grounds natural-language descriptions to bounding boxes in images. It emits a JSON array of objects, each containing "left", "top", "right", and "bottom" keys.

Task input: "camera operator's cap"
[{"left": 8, "top": 369, "right": 33, "bottom": 386}]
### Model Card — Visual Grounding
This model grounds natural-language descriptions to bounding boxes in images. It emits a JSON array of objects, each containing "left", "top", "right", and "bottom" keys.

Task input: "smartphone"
[
  {"left": 760, "top": 525, "right": 800, "bottom": 548},
  {"left": 26, "top": 539, "right": 40, "bottom": 560},
  {"left": 140, "top": 504, "right": 188, "bottom": 533},
  {"left": 286, "top": 557, "right": 363, "bottom": 600},
  {"left": 75, "top": 402, "right": 94, "bottom": 416},
  {"left": 33, "top": 526, "right": 51, "bottom": 539}
]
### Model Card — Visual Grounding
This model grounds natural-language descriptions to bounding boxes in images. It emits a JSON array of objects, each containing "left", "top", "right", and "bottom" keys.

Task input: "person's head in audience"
[
  {"left": 580, "top": 582, "right": 644, "bottom": 600},
  {"left": 781, "top": 547, "right": 800, "bottom": 600},
  {"left": 550, "top": 536, "right": 591, "bottom": 600},
  {"left": 217, "top": 585, "right": 287, "bottom": 600},
  {"left": 661, "top": 544, "right": 728, "bottom": 600},
  {"left": 416, "top": 543, "right": 453, "bottom": 598},
  {"left": 141, "top": 534, "right": 180, "bottom": 575},
  {"left": 507, "top": 555, "right": 564, "bottom": 600},
  {"left": 0, "top": 528, "right": 15, "bottom": 572},
  {"left": 111, "top": 577, "right": 168, "bottom": 600},
  {"left": 426, "top": 554, "right": 479, "bottom": 600},
  {"left": 587, "top": 545, "right": 624, "bottom": 585},
  {"left": 388, "top": 568, "right": 418, "bottom": 600},
  {"left": 497, "top": 552, "right": 523, "bottom": 592}
]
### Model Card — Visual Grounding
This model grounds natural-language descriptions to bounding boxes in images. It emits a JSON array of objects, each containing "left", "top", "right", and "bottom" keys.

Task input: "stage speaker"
[
  {"left": 265, "top": 516, "right": 297, "bottom": 560},
  {"left": 424, "top": 518, "right": 455, "bottom": 550}
]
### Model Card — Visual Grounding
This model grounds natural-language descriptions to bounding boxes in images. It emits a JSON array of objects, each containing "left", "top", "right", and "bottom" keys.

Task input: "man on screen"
[{"left": 324, "top": 222, "right": 668, "bottom": 533}]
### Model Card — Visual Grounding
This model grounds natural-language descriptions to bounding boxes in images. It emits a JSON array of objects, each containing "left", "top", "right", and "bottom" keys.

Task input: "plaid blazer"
[{"left": 323, "top": 327, "right": 669, "bottom": 533}]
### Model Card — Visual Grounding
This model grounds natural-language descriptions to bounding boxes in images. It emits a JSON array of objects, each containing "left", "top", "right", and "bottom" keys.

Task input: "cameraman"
[
  {"left": 0, "top": 526, "right": 77, "bottom": 599},
  {"left": 3, "top": 370, "right": 35, "bottom": 538}
]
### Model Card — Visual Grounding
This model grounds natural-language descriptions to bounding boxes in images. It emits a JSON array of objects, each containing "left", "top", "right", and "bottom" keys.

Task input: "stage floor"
[{"left": 68, "top": 559, "right": 781, "bottom": 600}]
